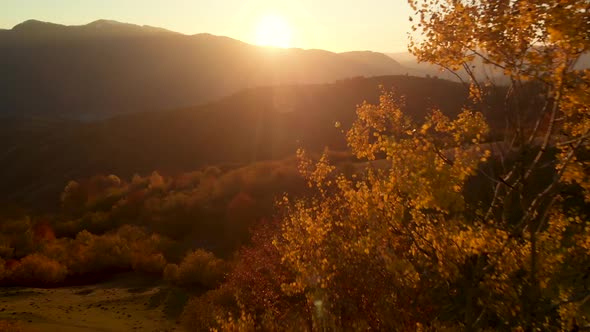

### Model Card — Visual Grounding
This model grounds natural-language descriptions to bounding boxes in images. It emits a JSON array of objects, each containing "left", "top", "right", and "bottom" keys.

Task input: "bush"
[
  {"left": 65, "top": 226, "right": 168, "bottom": 276},
  {"left": 132, "top": 253, "right": 166, "bottom": 274},
  {"left": 181, "top": 286, "right": 237, "bottom": 331},
  {"left": 169, "top": 249, "right": 227, "bottom": 288},
  {"left": 0, "top": 217, "right": 35, "bottom": 258},
  {"left": 7, "top": 253, "right": 68, "bottom": 285},
  {"left": 67, "top": 230, "right": 132, "bottom": 274},
  {"left": 214, "top": 310, "right": 256, "bottom": 332}
]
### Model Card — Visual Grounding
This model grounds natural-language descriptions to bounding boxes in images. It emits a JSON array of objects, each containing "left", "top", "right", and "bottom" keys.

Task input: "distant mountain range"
[
  {"left": 386, "top": 51, "right": 590, "bottom": 82},
  {"left": 0, "top": 19, "right": 425, "bottom": 119},
  {"left": 2, "top": 19, "right": 587, "bottom": 120}
]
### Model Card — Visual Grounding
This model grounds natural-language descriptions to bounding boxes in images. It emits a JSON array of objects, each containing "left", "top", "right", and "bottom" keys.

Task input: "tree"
[
  {"left": 267, "top": 0, "right": 590, "bottom": 330},
  {"left": 407, "top": 0, "right": 590, "bottom": 329},
  {"left": 278, "top": 93, "right": 494, "bottom": 330}
]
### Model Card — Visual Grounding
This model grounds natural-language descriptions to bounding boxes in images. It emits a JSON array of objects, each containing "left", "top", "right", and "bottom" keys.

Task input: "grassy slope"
[{"left": 0, "top": 274, "right": 188, "bottom": 332}]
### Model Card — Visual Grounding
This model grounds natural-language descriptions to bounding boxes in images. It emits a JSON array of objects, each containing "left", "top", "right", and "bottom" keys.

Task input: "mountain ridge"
[
  {"left": 10, "top": 18, "right": 177, "bottom": 35},
  {"left": 0, "top": 19, "right": 421, "bottom": 119}
]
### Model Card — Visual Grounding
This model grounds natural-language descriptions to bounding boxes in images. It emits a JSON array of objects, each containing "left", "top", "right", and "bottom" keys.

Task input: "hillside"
[
  {"left": 0, "top": 19, "right": 409, "bottom": 119},
  {"left": 0, "top": 75, "right": 493, "bottom": 210},
  {"left": 387, "top": 51, "right": 590, "bottom": 82}
]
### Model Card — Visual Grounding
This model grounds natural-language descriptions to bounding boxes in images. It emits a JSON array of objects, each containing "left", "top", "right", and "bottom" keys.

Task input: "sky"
[{"left": 0, "top": 0, "right": 414, "bottom": 53}]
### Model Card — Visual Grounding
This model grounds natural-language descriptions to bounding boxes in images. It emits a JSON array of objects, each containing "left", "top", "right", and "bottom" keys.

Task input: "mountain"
[
  {"left": 8, "top": 19, "right": 174, "bottom": 36},
  {"left": 387, "top": 52, "right": 461, "bottom": 81},
  {"left": 0, "top": 19, "right": 413, "bottom": 119},
  {"left": 388, "top": 51, "right": 590, "bottom": 82},
  {"left": 338, "top": 51, "right": 406, "bottom": 74},
  {"left": 387, "top": 52, "right": 503, "bottom": 82},
  {"left": 0, "top": 75, "right": 495, "bottom": 210}
]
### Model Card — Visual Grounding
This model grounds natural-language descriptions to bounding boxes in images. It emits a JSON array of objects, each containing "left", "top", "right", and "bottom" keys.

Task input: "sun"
[{"left": 255, "top": 14, "right": 292, "bottom": 48}]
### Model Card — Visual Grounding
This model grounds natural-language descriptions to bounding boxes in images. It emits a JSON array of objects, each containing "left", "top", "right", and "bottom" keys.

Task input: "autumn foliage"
[
  {"left": 0, "top": 1, "right": 588, "bottom": 331},
  {"left": 164, "top": 249, "right": 228, "bottom": 289},
  {"left": 208, "top": 1, "right": 590, "bottom": 330}
]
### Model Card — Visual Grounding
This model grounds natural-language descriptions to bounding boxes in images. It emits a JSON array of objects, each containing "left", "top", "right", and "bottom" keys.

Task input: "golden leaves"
[
  {"left": 276, "top": 90, "right": 497, "bottom": 327},
  {"left": 270, "top": 0, "right": 590, "bottom": 326}
]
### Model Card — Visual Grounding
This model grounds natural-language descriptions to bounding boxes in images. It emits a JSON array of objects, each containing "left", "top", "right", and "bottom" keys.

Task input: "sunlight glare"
[{"left": 255, "top": 14, "right": 293, "bottom": 48}]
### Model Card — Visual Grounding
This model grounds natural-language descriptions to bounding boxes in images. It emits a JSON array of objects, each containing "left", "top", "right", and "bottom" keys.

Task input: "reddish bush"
[
  {"left": 132, "top": 253, "right": 166, "bottom": 274},
  {"left": 226, "top": 219, "right": 307, "bottom": 323},
  {"left": 181, "top": 285, "right": 237, "bottom": 331},
  {"left": 167, "top": 249, "right": 228, "bottom": 288},
  {"left": 7, "top": 253, "right": 68, "bottom": 285}
]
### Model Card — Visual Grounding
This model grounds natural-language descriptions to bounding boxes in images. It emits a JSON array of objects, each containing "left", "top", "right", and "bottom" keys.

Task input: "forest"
[{"left": 1, "top": 0, "right": 589, "bottom": 331}]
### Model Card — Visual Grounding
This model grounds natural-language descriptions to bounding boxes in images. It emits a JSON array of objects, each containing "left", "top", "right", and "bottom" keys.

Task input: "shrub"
[
  {"left": 61, "top": 180, "right": 87, "bottom": 212},
  {"left": 214, "top": 310, "right": 256, "bottom": 332},
  {"left": 148, "top": 171, "right": 166, "bottom": 190},
  {"left": 0, "top": 217, "right": 35, "bottom": 258},
  {"left": 66, "top": 226, "right": 168, "bottom": 276},
  {"left": 225, "top": 220, "right": 304, "bottom": 321},
  {"left": 132, "top": 252, "right": 166, "bottom": 274},
  {"left": 7, "top": 253, "right": 67, "bottom": 285},
  {"left": 68, "top": 230, "right": 131, "bottom": 274},
  {"left": 171, "top": 249, "right": 228, "bottom": 288},
  {"left": 181, "top": 286, "right": 237, "bottom": 331}
]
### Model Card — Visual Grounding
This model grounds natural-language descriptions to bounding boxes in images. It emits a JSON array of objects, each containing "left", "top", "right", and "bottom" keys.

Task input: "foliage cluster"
[
  {"left": 164, "top": 249, "right": 229, "bottom": 289},
  {"left": 0, "top": 159, "right": 305, "bottom": 287},
  {"left": 0, "top": 225, "right": 167, "bottom": 286},
  {"left": 55, "top": 159, "right": 304, "bottom": 254},
  {"left": 200, "top": 1, "right": 590, "bottom": 330},
  {"left": 203, "top": 92, "right": 588, "bottom": 330}
]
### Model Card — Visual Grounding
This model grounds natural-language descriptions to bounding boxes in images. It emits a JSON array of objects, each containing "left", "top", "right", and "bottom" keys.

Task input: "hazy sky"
[{"left": 0, "top": 0, "right": 414, "bottom": 52}]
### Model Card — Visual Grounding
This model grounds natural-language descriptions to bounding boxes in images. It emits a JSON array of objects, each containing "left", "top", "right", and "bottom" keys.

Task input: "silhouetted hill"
[
  {"left": 338, "top": 51, "right": 406, "bottom": 74},
  {"left": 0, "top": 75, "right": 493, "bottom": 210},
  {"left": 0, "top": 19, "right": 413, "bottom": 119},
  {"left": 387, "top": 51, "right": 590, "bottom": 82},
  {"left": 387, "top": 52, "right": 504, "bottom": 82}
]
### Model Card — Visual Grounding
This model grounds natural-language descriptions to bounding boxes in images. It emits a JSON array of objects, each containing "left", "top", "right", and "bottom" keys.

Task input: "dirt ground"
[{"left": 0, "top": 274, "right": 189, "bottom": 332}]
